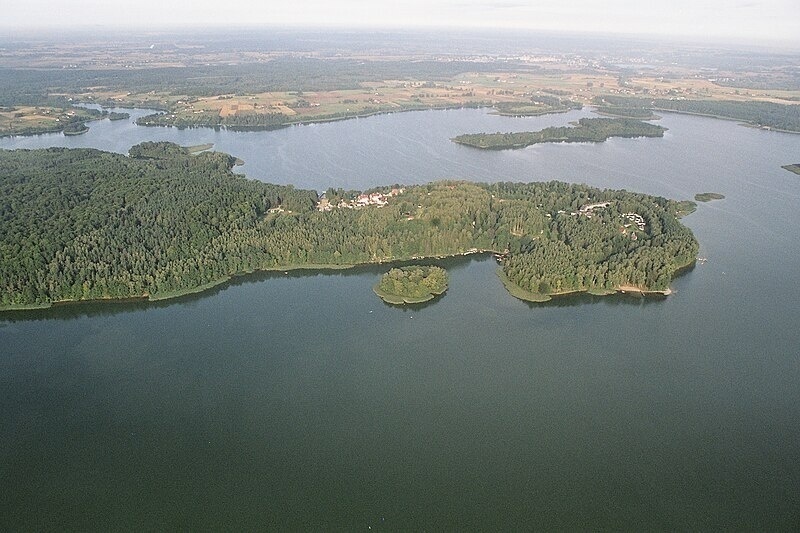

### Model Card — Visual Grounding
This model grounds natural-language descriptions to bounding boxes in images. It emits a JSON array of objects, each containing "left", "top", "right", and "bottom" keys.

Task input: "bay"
[{"left": 1, "top": 108, "right": 799, "bottom": 529}]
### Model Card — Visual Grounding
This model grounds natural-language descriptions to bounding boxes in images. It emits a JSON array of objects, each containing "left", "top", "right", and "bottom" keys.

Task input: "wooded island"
[
  {"left": 0, "top": 142, "right": 698, "bottom": 310},
  {"left": 374, "top": 266, "right": 449, "bottom": 304},
  {"left": 694, "top": 192, "right": 725, "bottom": 202},
  {"left": 452, "top": 118, "right": 666, "bottom": 150}
]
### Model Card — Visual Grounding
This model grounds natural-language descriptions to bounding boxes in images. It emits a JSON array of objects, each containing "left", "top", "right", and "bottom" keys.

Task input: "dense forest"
[
  {"left": 594, "top": 96, "right": 800, "bottom": 132},
  {"left": 452, "top": 118, "right": 666, "bottom": 149},
  {"left": 0, "top": 143, "right": 697, "bottom": 309}
]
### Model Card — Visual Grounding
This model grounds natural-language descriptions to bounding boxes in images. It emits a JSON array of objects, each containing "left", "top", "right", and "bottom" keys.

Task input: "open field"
[
  {"left": 0, "top": 106, "right": 61, "bottom": 132},
  {"left": 0, "top": 105, "right": 102, "bottom": 137}
]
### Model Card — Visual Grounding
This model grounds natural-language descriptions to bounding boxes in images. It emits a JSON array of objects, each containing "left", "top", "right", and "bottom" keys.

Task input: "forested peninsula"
[
  {"left": 452, "top": 118, "right": 666, "bottom": 150},
  {"left": 0, "top": 143, "right": 698, "bottom": 310}
]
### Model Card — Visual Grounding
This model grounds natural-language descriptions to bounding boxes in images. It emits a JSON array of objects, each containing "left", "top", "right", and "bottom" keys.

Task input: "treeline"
[
  {"left": 127, "top": 141, "right": 210, "bottom": 160},
  {"left": 136, "top": 101, "right": 494, "bottom": 130},
  {"left": 452, "top": 118, "right": 666, "bottom": 149},
  {"left": 493, "top": 96, "right": 582, "bottom": 116},
  {"left": 0, "top": 144, "right": 697, "bottom": 308},
  {"left": 0, "top": 59, "right": 495, "bottom": 107},
  {"left": 712, "top": 72, "right": 800, "bottom": 91},
  {"left": 107, "top": 112, "right": 130, "bottom": 121},
  {"left": 0, "top": 58, "right": 499, "bottom": 134},
  {"left": 137, "top": 111, "right": 290, "bottom": 129},
  {"left": 594, "top": 96, "right": 800, "bottom": 132},
  {"left": 593, "top": 106, "right": 658, "bottom": 119}
]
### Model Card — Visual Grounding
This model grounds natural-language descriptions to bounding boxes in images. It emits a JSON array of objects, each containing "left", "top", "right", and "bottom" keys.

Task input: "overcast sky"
[{"left": 3, "top": 0, "right": 798, "bottom": 46}]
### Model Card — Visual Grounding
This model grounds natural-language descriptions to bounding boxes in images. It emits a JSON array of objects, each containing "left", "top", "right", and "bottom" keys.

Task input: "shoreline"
[
  {"left": 135, "top": 102, "right": 497, "bottom": 132},
  {"left": 0, "top": 250, "right": 689, "bottom": 313},
  {"left": 496, "top": 267, "right": 675, "bottom": 304},
  {"left": 592, "top": 109, "right": 661, "bottom": 120},
  {"left": 0, "top": 254, "right": 476, "bottom": 313},
  {"left": 372, "top": 284, "right": 443, "bottom": 305},
  {"left": 649, "top": 107, "right": 800, "bottom": 134},
  {"left": 491, "top": 108, "right": 571, "bottom": 117},
  {"left": 452, "top": 132, "right": 665, "bottom": 151},
  {"left": 6, "top": 101, "right": 799, "bottom": 139}
]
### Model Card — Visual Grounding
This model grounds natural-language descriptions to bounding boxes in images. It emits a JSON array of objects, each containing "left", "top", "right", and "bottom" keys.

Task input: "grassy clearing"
[{"left": 185, "top": 143, "right": 214, "bottom": 154}]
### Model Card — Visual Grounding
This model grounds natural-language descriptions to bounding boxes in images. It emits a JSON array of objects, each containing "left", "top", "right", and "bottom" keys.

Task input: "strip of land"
[{"left": 452, "top": 118, "right": 666, "bottom": 150}]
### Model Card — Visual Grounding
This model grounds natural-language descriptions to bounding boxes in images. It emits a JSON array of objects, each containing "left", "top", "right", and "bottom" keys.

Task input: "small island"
[
  {"left": 107, "top": 111, "right": 130, "bottom": 121},
  {"left": 694, "top": 192, "right": 725, "bottom": 202},
  {"left": 452, "top": 118, "right": 666, "bottom": 150},
  {"left": 374, "top": 266, "right": 449, "bottom": 304},
  {"left": 492, "top": 96, "right": 582, "bottom": 117},
  {"left": 593, "top": 106, "right": 660, "bottom": 120},
  {"left": 62, "top": 121, "right": 89, "bottom": 136},
  {"left": 782, "top": 164, "right": 800, "bottom": 176}
]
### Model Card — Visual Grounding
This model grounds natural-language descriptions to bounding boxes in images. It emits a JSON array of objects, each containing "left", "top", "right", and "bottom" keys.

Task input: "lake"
[{"left": 2, "top": 108, "right": 800, "bottom": 529}]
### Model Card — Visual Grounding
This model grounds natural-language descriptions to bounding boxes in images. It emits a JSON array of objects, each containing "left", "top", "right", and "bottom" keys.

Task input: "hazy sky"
[{"left": 4, "top": 0, "right": 799, "bottom": 45}]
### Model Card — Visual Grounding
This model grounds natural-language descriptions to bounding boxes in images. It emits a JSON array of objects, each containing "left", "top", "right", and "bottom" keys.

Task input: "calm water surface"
[{"left": 2, "top": 109, "right": 800, "bottom": 529}]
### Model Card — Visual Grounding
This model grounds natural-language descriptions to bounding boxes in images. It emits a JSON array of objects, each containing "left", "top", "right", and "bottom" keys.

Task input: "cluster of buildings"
[
  {"left": 622, "top": 212, "right": 646, "bottom": 231},
  {"left": 564, "top": 202, "right": 647, "bottom": 240},
  {"left": 621, "top": 212, "right": 646, "bottom": 240},
  {"left": 316, "top": 188, "right": 405, "bottom": 212},
  {"left": 573, "top": 201, "right": 611, "bottom": 219}
]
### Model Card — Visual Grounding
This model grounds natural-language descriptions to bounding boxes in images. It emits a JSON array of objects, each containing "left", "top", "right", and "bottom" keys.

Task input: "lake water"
[{"left": 2, "top": 108, "right": 800, "bottom": 529}]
